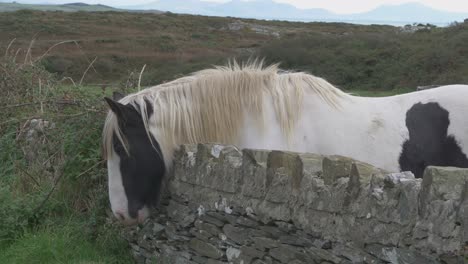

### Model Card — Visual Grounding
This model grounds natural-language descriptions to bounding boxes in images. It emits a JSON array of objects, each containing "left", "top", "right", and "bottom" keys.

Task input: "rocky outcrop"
[
  {"left": 122, "top": 143, "right": 468, "bottom": 264},
  {"left": 16, "top": 118, "right": 56, "bottom": 166}
]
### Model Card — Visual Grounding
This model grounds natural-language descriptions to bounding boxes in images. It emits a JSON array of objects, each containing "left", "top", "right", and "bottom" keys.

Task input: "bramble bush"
[{"left": 0, "top": 41, "right": 133, "bottom": 263}]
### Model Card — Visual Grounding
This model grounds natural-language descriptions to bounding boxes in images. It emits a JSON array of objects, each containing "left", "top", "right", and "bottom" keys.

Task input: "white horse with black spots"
[{"left": 102, "top": 61, "right": 468, "bottom": 225}]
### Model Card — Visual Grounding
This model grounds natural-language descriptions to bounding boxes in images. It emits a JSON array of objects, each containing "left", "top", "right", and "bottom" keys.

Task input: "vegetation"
[
  {"left": 0, "top": 42, "right": 133, "bottom": 263},
  {"left": 1, "top": 9, "right": 468, "bottom": 263},
  {"left": 259, "top": 23, "right": 468, "bottom": 90},
  {"left": 1, "top": 10, "right": 467, "bottom": 92}
]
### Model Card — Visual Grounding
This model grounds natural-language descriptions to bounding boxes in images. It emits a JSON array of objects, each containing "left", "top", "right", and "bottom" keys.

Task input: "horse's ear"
[
  {"left": 104, "top": 97, "right": 125, "bottom": 118},
  {"left": 112, "top": 91, "right": 125, "bottom": 101}
]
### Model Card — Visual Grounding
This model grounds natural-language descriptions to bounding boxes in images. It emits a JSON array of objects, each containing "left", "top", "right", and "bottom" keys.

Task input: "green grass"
[
  {"left": 0, "top": 219, "right": 132, "bottom": 264},
  {"left": 348, "top": 87, "right": 414, "bottom": 97}
]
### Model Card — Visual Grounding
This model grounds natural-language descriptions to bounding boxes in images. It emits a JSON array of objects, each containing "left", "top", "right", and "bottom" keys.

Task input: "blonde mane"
[{"left": 102, "top": 61, "right": 349, "bottom": 168}]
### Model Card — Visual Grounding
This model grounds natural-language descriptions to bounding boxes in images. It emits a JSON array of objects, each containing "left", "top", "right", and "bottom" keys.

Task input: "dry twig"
[
  {"left": 138, "top": 64, "right": 146, "bottom": 91},
  {"left": 4, "top": 38, "right": 16, "bottom": 58},
  {"left": 16, "top": 164, "right": 41, "bottom": 187},
  {"left": 79, "top": 57, "right": 97, "bottom": 86}
]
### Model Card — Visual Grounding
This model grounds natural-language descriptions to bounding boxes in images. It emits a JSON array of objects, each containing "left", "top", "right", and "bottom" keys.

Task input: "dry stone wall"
[{"left": 122, "top": 143, "right": 468, "bottom": 264}]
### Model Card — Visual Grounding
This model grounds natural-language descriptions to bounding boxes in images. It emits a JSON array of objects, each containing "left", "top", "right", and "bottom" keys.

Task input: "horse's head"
[{"left": 103, "top": 94, "right": 165, "bottom": 226}]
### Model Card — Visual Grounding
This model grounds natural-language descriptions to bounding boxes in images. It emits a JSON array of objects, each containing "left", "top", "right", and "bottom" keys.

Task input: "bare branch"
[
  {"left": 33, "top": 40, "right": 78, "bottom": 63},
  {"left": 16, "top": 164, "right": 40, "bottom": 187},
  {"left": 24, "top": 38, "right": 36, "bottom": 65},
  {"left": 59, "top": 77, "right": 77, "bottom": 87},
  {"left": 79, "top": 57, "right": 97, "bottom": 86}
]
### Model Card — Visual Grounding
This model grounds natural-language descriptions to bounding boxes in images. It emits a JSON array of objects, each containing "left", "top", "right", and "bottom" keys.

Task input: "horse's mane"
[{"left": 102, "top": 60, "right": 349, "bottom": 168}]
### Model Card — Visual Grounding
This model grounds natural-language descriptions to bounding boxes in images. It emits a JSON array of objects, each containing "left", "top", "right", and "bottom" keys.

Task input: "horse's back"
[{"left": 241, "top": 84, "right": 468, "bottom": 176}]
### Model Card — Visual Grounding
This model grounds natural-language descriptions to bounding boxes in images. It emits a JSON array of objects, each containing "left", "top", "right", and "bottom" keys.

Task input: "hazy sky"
[
  {"left": 16, "top": 0, "right": 468, "bottom": 14},
  {"left": 206, "top": 0, "right": 468, "bottom": 14}
]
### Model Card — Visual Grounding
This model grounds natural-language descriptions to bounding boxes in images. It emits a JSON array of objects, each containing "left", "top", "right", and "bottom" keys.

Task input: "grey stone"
[
  {"left": 289, "top": 260, "right": 307, "bottom": 264},
  {"left": 207, "top": 212, "right": 238, "bottom": 225},
  {"left": 364, "top": 244, "right": 439, "bottom": 264},
  {"left": 252, "top": 237, "right": 280, "bottom": 251},
  {"left": 200, "top": 214, "right": 225, "bottom": 227},
  {"left": 279, "top": 235, "right": 313, "bottom": 247},
  {"left": 152, "top": 223, "right": 165, "bottom": 235},
  {"left": 274, "top": 221, "right": 296, "bottom": 231},
  {"left": 192, "top": 256, "right": 226, "bottom": 264},
  {"left": 439, "top": 253, "right": 465, "bottom": 264},
  {"left": 165, "top": 222, "right": 190, "bottom": 242},
  {"left": 239, "top": 245, "right": 265, "bottom": 261},
  {"left": 226, "top": 246, "right": 241, "bottom": 262},
  {"left": 189, "top": 238, "right": 223, "bottom": 259},
  {"left": 194, "top": 220, "right": 222, "bottom": 237},
  {"left": 158, "top": 255, "right": 194, "bottom": 264},
  {"left": 331, "top": 244, "right": 381, "bottom": 264},
  {"left": 223, "top": 224, "right": 251, "bottom": 244},
  {"left": 190, "top": 228, "right": 213, "bottom": 242},
  {"left": 259, "top": 226, "right": 287, "bottom": 239},
  {"left": 180, "top": 214, "right": 197, "bottom": 228},
  {"left": 236, "top": 216, "right": 259, "bottom": 228},
  {"left": 321, "top": 240, "right": 332, "bottom": 250},
  {"left": 306, "top": 247, "right": 343, "bottom": 264},
  {"left": 167, "top": 200, "right": 191, "bottom": 221},
  {"left": 322, "top": 155, "right": 353, "bottom": 185},
  {"left": 265, "top": 151, "right": 303, "bottom": 203},
  {"left": 242, "top": 149, "right": 269, "bottom": 199},
  {"left": 269, "top": 244, "right": 309, "bottom": 263}
]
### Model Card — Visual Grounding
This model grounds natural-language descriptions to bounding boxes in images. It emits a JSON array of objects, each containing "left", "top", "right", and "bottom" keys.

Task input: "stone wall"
[{"left": 122, "top": 143, "right": 468, "bottom": 264}]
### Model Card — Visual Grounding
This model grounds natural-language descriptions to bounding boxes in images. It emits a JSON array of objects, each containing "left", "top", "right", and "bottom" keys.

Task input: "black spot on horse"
[
  {"left": 399, "top": 102, "right": 468, "bottom": 178},
  {"left": 105, "top": 97, "right": 165, "bottom": 219}
]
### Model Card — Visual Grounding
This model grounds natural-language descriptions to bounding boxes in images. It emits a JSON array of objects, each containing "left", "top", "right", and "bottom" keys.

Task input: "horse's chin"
[{"left": 115, "top": 206, "right": 150, "bottom": 226}]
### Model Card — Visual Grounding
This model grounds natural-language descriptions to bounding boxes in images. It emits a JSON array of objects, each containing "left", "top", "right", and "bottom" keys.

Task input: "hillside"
[
  {"left": 0, "top": 2, "right": 118, "bottom": 12},
  {"left": 1, "top": 10, "right": 468, "bottom": 91},
  {"left": 0, "top": 2, "right": 163, "bottom": 13}
]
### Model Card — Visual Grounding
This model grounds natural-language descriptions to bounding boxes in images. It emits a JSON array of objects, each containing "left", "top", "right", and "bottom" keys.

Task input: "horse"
[{"left": 102, "top": 61, "right": 468, "bottom": 225}]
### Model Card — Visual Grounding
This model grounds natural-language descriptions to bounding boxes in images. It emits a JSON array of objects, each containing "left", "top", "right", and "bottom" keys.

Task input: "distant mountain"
[
  {"left": 122, "top": 0, "right": 334, "bottom": 19},
  {"left": 2, "top": 0, "right": 468, "bottom": 26},
  {"left": 123, "top": 0, "right": 468, "bottom": 26},
  {"left": 0, "top": 1, "right": 163, "bottom": 13},
  {"left": 210, "top": 0, "right": 333, "bottom": 19},
  {"left": 352, "top": 2, "right": 468, "bottom": 24},
  {"left": 0, "top": 2, "right": 117, "bottom": 12},
  {"left": 123, "top": 0, "right": 215, "bottom": 15}
]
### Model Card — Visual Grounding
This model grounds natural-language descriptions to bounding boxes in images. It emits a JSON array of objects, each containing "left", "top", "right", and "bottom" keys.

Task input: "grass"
[
  {"left": 348, "top": 87, "right": 414, "bottom": 97},
  {"left": 0, "top": 219, "right": 132, "bottom": 264}
]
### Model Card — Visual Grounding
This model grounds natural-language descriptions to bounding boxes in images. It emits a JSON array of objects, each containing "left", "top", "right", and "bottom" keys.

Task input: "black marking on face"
[
  {"left": 105, "top": 97, "right": 165, "bottom": 219},
  {"left": 399, "top": 102, "right": 468, "bottom": 178}
]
